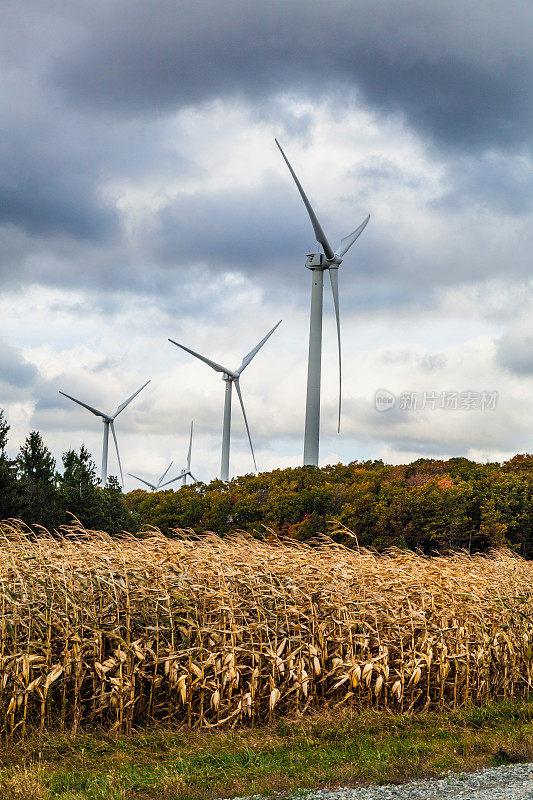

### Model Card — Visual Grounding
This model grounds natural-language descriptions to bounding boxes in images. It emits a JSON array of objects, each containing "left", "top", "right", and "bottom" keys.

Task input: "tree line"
[
  {"left": 2, "top": 408, "right": 533, "bottom": 555},
  {"left": 0, "top": 410, "right": 138, "bottom": 534},
  {"left": 125, "top": 455, "right": 533, "bottom": 556}
]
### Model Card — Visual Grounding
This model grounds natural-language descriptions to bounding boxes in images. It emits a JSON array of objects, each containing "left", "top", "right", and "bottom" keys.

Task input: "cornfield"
[{"left": 0, "top": 521, "right": 532, "bottom": 739}]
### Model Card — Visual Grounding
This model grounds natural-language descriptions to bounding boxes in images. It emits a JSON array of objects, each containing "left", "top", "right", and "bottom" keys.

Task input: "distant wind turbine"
[
  {"left": 59, "top": 381, "right": 150, "bottom": 486},
  {"left": 128, "top": 461, "right": 174, "bottom": 492},
  {"left": 178, "top": 421, "right": 197, "bottom": 486},
  {"left": 134, "top": 422, "right": 199, "bottom": 491},
  {"left": 276, "top": 139, "right": 369, "bottom": 467},
  {"left": 169, "top": 322, "right": 281, "bottom": 481}
]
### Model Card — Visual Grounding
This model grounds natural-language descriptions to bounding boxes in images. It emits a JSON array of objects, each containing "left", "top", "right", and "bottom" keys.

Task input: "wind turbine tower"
[
  {"left": 276, "top": 139, "right": 369, "bottom": 466},
  {"left": 169, "top": 322, "right": 281, "bottom": 481}
]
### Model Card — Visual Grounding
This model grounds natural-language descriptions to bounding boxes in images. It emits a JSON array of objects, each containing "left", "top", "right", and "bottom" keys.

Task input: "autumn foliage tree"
[{"left": 124, "top": 456, "right": 533, "bottom": 556}]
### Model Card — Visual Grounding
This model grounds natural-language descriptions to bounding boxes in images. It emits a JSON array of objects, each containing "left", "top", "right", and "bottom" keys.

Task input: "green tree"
[
  {"left": 0, "top": 410, "right": 19, "bottom": 520},
  {"left": 58, "top": 446, "right": 104, "bottom": 529},
  {"left": 101, "top": 476, "right": 140, "bottom": 535},
  {"left": 17, "top": 431, "right": 56, "bottom": 483},
  {"left": 0, "top": 410, "right": 8, "bottom": 456},
  {"left": 16, "top": 430, "right": 59, "bottom": 527},
  {"left": 477, "top": 498, "right": 509, "bottom": 549}
]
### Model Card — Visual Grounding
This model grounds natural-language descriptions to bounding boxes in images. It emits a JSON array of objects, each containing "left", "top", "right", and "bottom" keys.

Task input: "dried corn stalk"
[{"left": 0, "top": 520, "right": 531, "bottom": 738}]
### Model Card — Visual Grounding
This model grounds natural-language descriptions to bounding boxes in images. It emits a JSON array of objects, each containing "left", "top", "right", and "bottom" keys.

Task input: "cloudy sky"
[{"left": 1, "top": 0, "right": 533, "bottom": 488}]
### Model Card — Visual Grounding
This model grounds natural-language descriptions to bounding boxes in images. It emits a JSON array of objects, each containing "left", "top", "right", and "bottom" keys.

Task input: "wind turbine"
[
  {"left": 179, "top": 421, "right": 197, "bottom": 486},
  {"left": 59, "top": 381, "right": 150, "bottom": 486},
  {"left": 128, "top": 461, "right": 174, "bottom": 492},
  {"left": 168, "top": 322, "right": 281, "bottom": 481},
  {"left": 129, "top": 423, "right": 198, "bottom": 491},
  {"left": 276, "top": 139, "right": 370, "bottom": 466}
]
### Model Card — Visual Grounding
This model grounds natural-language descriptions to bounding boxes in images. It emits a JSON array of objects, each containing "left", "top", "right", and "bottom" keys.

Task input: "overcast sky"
[{"left": 1, "top": 0, "right": 533, "bottom": 488}]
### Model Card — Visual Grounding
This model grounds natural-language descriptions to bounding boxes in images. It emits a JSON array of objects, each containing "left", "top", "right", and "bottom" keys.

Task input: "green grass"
[{"left": 1, "top": 700, "right": 533, "bottom": 799}]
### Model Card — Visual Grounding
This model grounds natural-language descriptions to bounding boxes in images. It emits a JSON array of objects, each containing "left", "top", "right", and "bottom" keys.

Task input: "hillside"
[{"left": 125, "top": 455, "right": 533, "bottom": 556}]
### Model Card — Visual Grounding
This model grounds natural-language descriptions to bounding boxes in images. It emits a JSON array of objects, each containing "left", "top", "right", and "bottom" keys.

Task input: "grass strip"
[{"left": 1, "top": 699, "right": 533, "bottom": 799}]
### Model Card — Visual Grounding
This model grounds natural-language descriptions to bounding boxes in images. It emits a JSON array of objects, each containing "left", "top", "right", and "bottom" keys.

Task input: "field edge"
[{"left": 1, "top": 699, "right": 533, "bottom": 799}]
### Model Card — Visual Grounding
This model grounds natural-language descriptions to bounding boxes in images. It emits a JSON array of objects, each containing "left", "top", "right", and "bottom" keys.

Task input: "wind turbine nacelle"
[{"left": 306, "top": 252, "right": 327, "bottom": 269}]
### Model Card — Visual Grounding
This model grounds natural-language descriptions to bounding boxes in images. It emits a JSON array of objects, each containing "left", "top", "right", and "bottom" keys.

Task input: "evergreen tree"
[
  {"left": 16, "top": 430, "right": 59, "bottom": 527},
  {"left": 0, "top": 410, "right": 8, "bottom": 456},
  {"left": 17, "top": 431, "right": 56, "bottom": 484},
  {"left": 0, "top": 410, "right": 19, "bottom": 520},
  {"left": 59, "top": 446, "right": 104, "bottom": 529},
  {"left": 102, "top": 476, "right": 140, "bottom": 535}
]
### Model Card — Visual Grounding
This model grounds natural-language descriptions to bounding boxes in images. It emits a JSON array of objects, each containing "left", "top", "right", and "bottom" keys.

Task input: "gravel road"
[{"left": 218, "top": 762, "right": 533, "bottom": 799}]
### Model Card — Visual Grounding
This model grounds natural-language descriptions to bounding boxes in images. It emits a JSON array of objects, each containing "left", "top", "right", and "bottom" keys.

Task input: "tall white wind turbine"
[
  {"left": 168, "top": 322, "right": 281, "bottom": 481},
  {"left": 276, "top": 139, "right": 370, "bottom": 466},
  {"left": 59, "top": 381, "right": 150, "bottom": 486},
  {"left": 128, "top": 461, "right": 174, "bottom": 492}
]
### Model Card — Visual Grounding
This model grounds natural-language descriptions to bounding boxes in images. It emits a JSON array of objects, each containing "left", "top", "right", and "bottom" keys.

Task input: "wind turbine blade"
[
  {"left": 168, "top": 339, "right": 235, "bottom": 377},
  {"left": 128, "top": 473, "right": 157, "bottom": 491},
  {"left": 157, "top": 461, "right": 173, "bottom": 487},
  {"left": 236, "top": 320, "right": 282, "bottom": 376},
  {"left": 187, "top": 421, "right": 193, "bottom": 470},
  {"left": 109, "top": 422, "right": 124, "bottom": 487},
  {"left": 159, "top": 470, "right": 188, "bottom": 489},
  {"left": 59, "top": 391, "right": 109, "bottom": 419},
  {"left": 113, "top": 380, "right": 150, "bottom": 419},
  {"left": 234, "top": 378, "right": 257, "bottom": 472},
  {"left": 188, "top": 472, "right": 199, "bottom": 483},
  {"left": 275, "top": 139, "right": 334, "bottom": 261},
  {"left": 334, "top": 214, "right": 370, "bottom": 259},
  {"left": 329, "top": 268, "right": 342, "bottom": 433}
]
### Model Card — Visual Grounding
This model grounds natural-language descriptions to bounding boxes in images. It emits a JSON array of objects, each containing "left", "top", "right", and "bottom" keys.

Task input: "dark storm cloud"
[
  {"left": 435, "top": 153, "right": 533, "bottom": 215},
  {"left": 151, "top": 183, "right": 435, "bottom": 317},
  {"left": 0, "top": 79, "right": 118, "bottom": 241},
  {"left": 154, "top": 179, "right": 326, "bottom": 271},
  {"left": 0, "top": 49, "right": 196, "bottom": 247},
  {"left": 48, "top": 0, "right": 533, "bottom": 153},
  {"left": 496, "top": 326, "right": 533, "bottom": 376},
  {"left": 0, "top": 341, "right": 37, "bottom": 389},
  {"left": 1, "top": 164, "right": 116, "bottom": 241},
  {"left": 1, "top": 0, "right": 532, "bottom": 320},
  {"left": 351, "top": 157, "right": 427, "bottom": 196}
]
